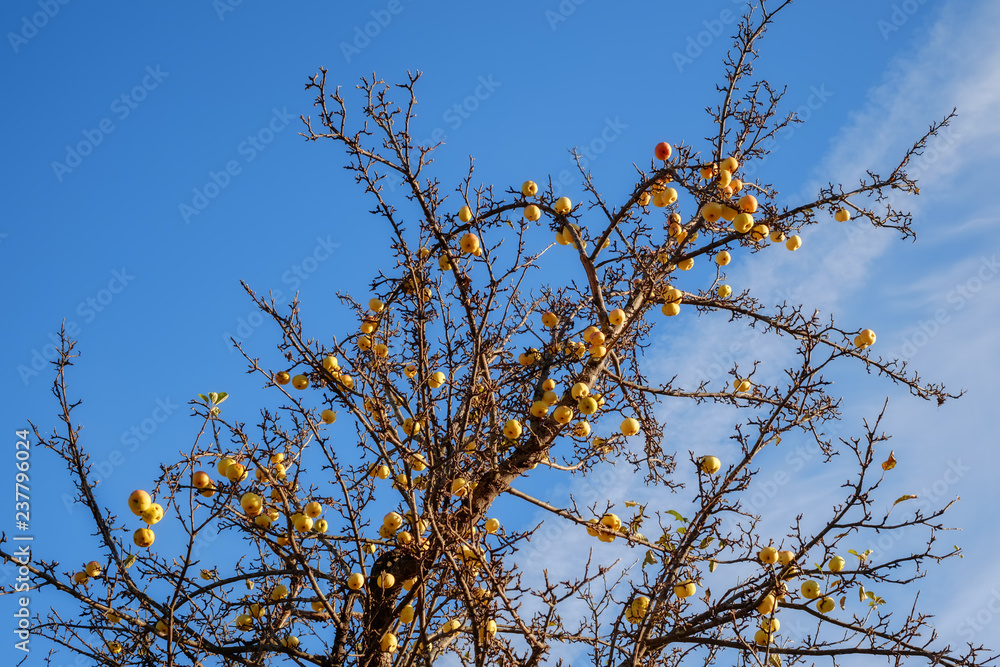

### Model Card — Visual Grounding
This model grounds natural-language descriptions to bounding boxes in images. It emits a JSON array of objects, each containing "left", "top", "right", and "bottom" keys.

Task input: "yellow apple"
[
  {"left": 859, "top": 329, "right": 876, "bottom": 346},
  {"left": 721, "top": 205, "right": 738, "bottom": 222},
  {"left": 192, "top": 471, "right": 212, "bottom": 490},
  {"left": 480, "top": 619, "right": 498, "bottom": 642},
  {"left": 322, "top": 355, "right": 340, "bottom": 372},
  {"left": 460, "top": 232, "right": 480, "bottom": 254},
  {"left": 738, "top": 194, "right": 758, "bottom": 213},
  {"left": 607, "top": 308, "right": 626, "bottom": 326},
  {"left": 573, "top": 421, "right": 592, "bottom": 437},
  {"left": 73, "top": 571, "right": 88, "bottom": 585},
  {"left": 216, "top": 457, "right": 237, "bottom": 476},
  {"left": 800, "top": 580, "right": 821, "bottom": 599},
  {"left": 530, "top": 400, "right": 549, "bottom": 418},
  {"left": 733, "top": 212, "right": 754, "bottom": 234},
  {"left": 401, "top": 418, "right": 421, "bottom": 436},
  {"left": 106, "top": 640, "right": 123, "bottom": 654},
  {"left": 769, "top": 230, "right": 786, "bottom": 243},
  {"left": 754, "top": 629, "right": 771, "bottom": 646},
  {"left": 554, "top": 197, "right": 572, "bottom": 215},
  {"left": 400, "top": 604, "right": 415, "bottom": 623},
  {"left": 542, "top": 378, "right": 556, "bottom": 391},
  {"left": 376, "top": 464, "right": 391, "bottom": 480},
  {"left": 715, "top": 250, "right": 731, "bottom": 266},
  {"left": 458, "top": 205, "right": 472, "bottom": 222},
  {"left": 827, "top": 555, "right": 846, "bottom": 572},
  {"left": 700, "top": 456, "right": 721, "bottom": 474},
  {"left": 816, "top": 596, "right": 835, "bottom": 614},
  {"left": 524, "top": 204, "right": 541, "bottom": 221},
  {"left": 758, "top": 546, "right": 779, "bottom": 565},
  {"left": 281, "top": 636, "right": 300, "bottom": 649},
  {"left": 314, "top": 519, "right": 328, "bottom": 534},
  {"left": 834, "top": 208, "right": 851, "bottom": 222},
  {"left": 673, "top": 581, "right": 697, "bottom": 598},
  {"left": 274, "top": 371, "right": 290, "bottom": 385},
  {"left": 226, "top": 463, "right": 248, "bottom": 483},
  {"left": 541, "top": 311, "right": 559, "bottom": 328},
  {"left": 485, "top": 517, "right": 500, "bottom": 533},
  {"left": 503, "top": 419, "right": 522, "bottom": 439},
  {"left": 756, "top": 591, "right": 778, "bottom": 615},
  {"left": 553, "top": 405, "right": 574, "bottom": 425},
  {"left": 378, "top": 572, "right": 395, "bottom": 589},
  {"left": 785, "top": 235, "right": 802, "bottom": 251},
  {"left": 141, "top": 503, "right": 164, "bottom": 525},
  {"left": 654, "top": 141, "right": 673, "bottom": 160},
  {"left": 721, "top": 156, "right": 739, "bottom": 173},
  {"left": 85, "top": 561, "right": 101, "bottom": 578},
  {"left": 383, "top": 512, "right": 403, "bottom": 531},
  {"left": 271, "top": 584, "right": 289, "bottom": 600},
  {"left": 678, "top": 257, "right": 694, "bottom": 271},
  {"left": 718, "top": 284, "right": 732, "bottom": 299},
  {"left": 777, "top": 550, "right": 795, "bottom": 566},
  {"left": 105, "top": 609, "right": 121, "bottom": 624},
  {"left": 128, "top": 490, "right": 151, "bottom": 516},
  {"left": 133, "top": 528, "right": 155, "bottom": 548},
  {"left": 522, "top": 180, "right": 538, "bottom": 197},
  {"left": 700, "top": 202, "right": 723, "bottom": 223},
  {"left": 600, "top": 513, "right": 622, "bottom": 531},
  {"left": 304, "top": 501, "right": 322, "bottom": 519},
  {"left": 348, "top": 573, "right": 365, "bottom": 591},
  {"left": 293, "top": 514, "right": 313, "bottom": 532},
  {"left": 662, "top": 302, "right": 681, "bottom": 317},
  {"left": 734, "top": 378, "right": 752, "bottom": 393},
  {"left": 750, "top": 224, "right": 769, "bottom": 242},
  {"left": 451, "top": 477, "right": 470, "bottom": 497},
  {"left": 621, "top": 417, "right": 640, "bottom": 436},
  {"left": 200, "top": 480, "right": 216, "bottom": 498},
  {"left": 320, "top": 409, "right": 337, "bottom": 425},
  {"left": 717, "top": 169, "right": 732, "bottom": 188}
]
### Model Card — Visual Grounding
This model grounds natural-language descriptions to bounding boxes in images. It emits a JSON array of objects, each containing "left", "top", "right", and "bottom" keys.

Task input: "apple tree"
[{"left": 2, "top": 3, "right": 990, "bottom": 667}]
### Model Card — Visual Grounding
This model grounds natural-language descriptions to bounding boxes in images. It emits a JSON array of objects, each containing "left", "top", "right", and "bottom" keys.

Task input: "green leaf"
[
  {"left": 709, "top": 560, "right": 718, "bottom": 573},
  {"left": 676, "top": 526, "right": 686, "bottom": 535},
  {"left": 209, "top": 392, "right": 219, "bottom": 404},
  {"left": 216, "top": 392, "right": 229, "bottom": 403},
  {"left": 666, "top": 510, "right": 687, "bottom": 523},
  {"left": 624, "top": 501, "right": 638, "bottom": 508},
  {"left": 197, "top": 394, "right": 208, "bottom": 402},
  {"left": 643, "top": 550, "right": 657, "bottom": 567},
  {"left": 698, "top": 536, "right": 714, "bottom": 549},
  {"left": 893, "top": 494, "right": 917, "bottom": 506},
  {"left": 123, "top": 554, "right": 137, "bottom": 569}
]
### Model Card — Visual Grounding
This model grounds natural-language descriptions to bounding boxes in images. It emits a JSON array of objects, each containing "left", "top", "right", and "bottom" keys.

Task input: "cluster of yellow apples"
[
  {"left": 71, "top": 559, "right": 102, "bottom": 586},
  {"left": 854, "top": 328, "right": 876, "bottom": 350},
  {"left": 749, "top": 548, "right": 849, "bottom": 645},
  {"left": 128, "top": 490, "right": 164, "bottom": 549}
]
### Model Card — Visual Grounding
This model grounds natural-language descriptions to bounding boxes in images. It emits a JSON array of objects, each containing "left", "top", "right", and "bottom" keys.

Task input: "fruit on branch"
[
  {"left": 701, "top": 202, "right": 723, "bottom": 223},
  {"left": 754, "top": 629, "right": 772, "bottom": 646},
  {"left": 192, "top": 471, "right": 212, "bottom": 489},
  {"left": 800, "top": 580, "right": 821, "bottom": 599},
  {"left": 734, "top": 378, "right": 752, "bottom": 393},
  {"left": 85, "top": 561, "right": 101, "bottom": 578},
  {"left": 321, "top": 409, "right": 337, "bottom": 424},
  {"left": 133, "top": 528, "right": 155, "bottom": 548},
  {"left": 718, "top": 284, "right": 732, "bottom": 298},
  {"left": 428, "top": 371, "right": 446, "bottom": 389},
  {"left": 400, "top": 605, "right": 415, "bottom": 623},
  {"left": 759, "top": 546, "right": 779, "bottom": 565},
  {"left": 756, "top": 591, "right": 779, "bottom": 614},
  {"left": 785, "top": 235, "right": 802, "bottom": 251},
  {"left": 226, "top": 463, "right": 248, "bottom": 483},
  {"left": 485, "top": 517, "right": 500, "bottom": 533},
  {"left": 553, "top": 405, "right": 574, "bottom": 424},
  {"left": 141, "top": 503, "right": 164, "bottom": 525},
  {"left": 733, "top": 212, "right": 754, "bottom": 234},
  {"left": 73, "top": 571, "right": 88, "bottom": 585},
  {"left": 282, "top": 636, "right": 300, "bottom": 649},
  {"left": 128, "top": 490, "right": 152, "bottom": 516},
  {"left": 274, "top": 371, "right": 290, "bottom": 385},
  {"left": 721, "top": 156, "right": 740, "bottom": 173},
  {"left": 835, "top": 208, "right": 851, "bottom": 222},
  {"left": 451, "top": 477, "right": 470, "bottom": 497},
  {"left": 608, "top": 308, "right": 625, "bottom": 326},
  {"left": 738, "top": 194, "right": 758, "bottom": 213},
  {"left": 700, "top": 456, "right": 721, "bottom": 474},
  {"left": 348, "top": 573, "right": 365, "bottom": 591},
  {"left": 368, "top": 298, "right": 384, "bottom": 313},
  {"left": 524, "top": 204, "right": 541, "bottom": 221},
  {"left": 554, "top": 197, "right": 572, "bottom": 215},
  {"left": 661, "top": 302, "right": 681, "bottom": 316},
  {"left": 827, "top": 555, "right": 846, "bottom": 572},
  {"left": 378, "top": 572, "right": 395, "bottom": 589},
  {"left": 458, "top": 206, "right": 472, "bottom": 223},
  {"left": 542, "top": 311, "right": 559, "bottom": 328},
  {"left": 777, "top": 550, "right": 795, "bottom": 566},
  {"left": 292, "top": 374, "right": 309, "bottom": 390},
  {"left": 460, "top": 232, "right": 480, "bottom": 254},
  {"left": 522, "top": 180, "right": 538, "bottom": 197},
  {"left": 674, "top": 581, "right": 697, "bottom": 598},
  {"left": 816, "top": 596, "right": 836, "bottom": 614},
  {"left": 654, "top": 142, "right": 673, "bottom": 160},
  {"left": 750, "top": 224, "right": 769, "bottom": 243},
  {"left": 621, "top": 417, "right": 640, "bottom": 436},
  {"left": 271, "top": 584, "right": 289, "bottom": 600},
  {"left": 573, "top": 421, "right": 592, "bottom": 437},
  {"left": 770, "top": 230, "right": 786, "bottom": 243},
  {"left": 503, "top": 419, "right": 522, "bottom": 439},
  {"left": 715, "top": 251, "right": 731, "bottom": 266}
]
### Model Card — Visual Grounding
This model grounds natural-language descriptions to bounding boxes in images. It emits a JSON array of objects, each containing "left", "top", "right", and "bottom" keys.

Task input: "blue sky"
[{"left": 3, "top": 0, "right": 999, "bottom": 664}]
